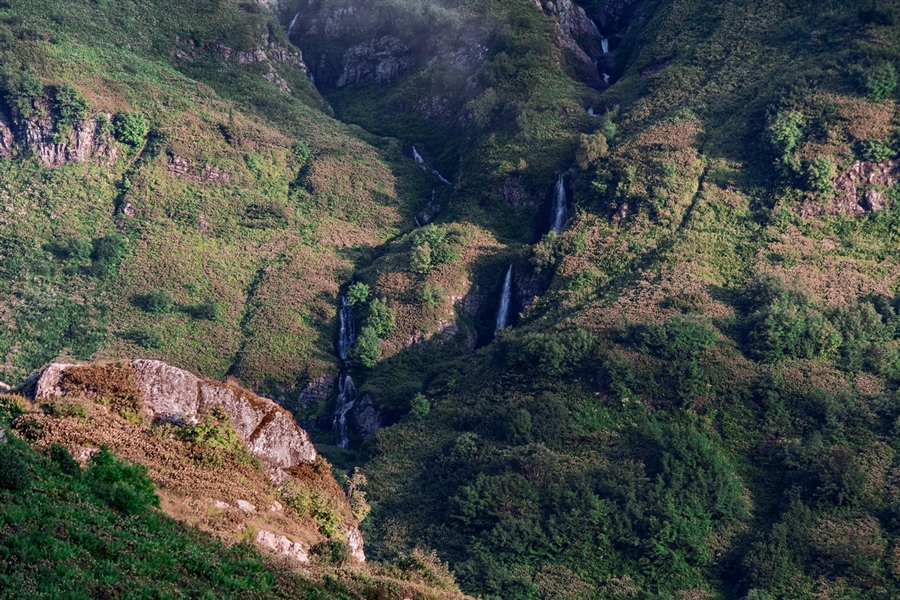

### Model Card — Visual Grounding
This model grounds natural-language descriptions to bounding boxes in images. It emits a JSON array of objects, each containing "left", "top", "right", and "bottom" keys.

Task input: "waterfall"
[
  {"left": 587, "top": 106, "right": 595, "bottom": 116},
  {"left": 415, "top": 215, "right": 422, "bottom": 227},
  {"left": 337, "top": 295, "right": 356, "bottom": 361},
  {"left": 601, "top": 37, "right": 609, "bottom": 54},
  {"left": 309, "top": 73, "right": 316, "bottom": 87},
  {"left": 412, "top": 145, "right": 424, "bottom": 164},
  {"left": 602, "top": 73, "right": 611, "bottom": 84},
  {"left": 429, "top": 189, "right": 436, "bottom": 205},
  {"left": 589, "top": 19, "right": 601, "bottom": 37},
  {"left": 432, "top": 169, "right": 451, "bottom": 185},
  {"left": 551, "top": 175, "right": 568, "bottom": 234},
  {"left": 495, "top": 264, "right": 513, "bottom": 330},
  {"left": 286, "top": 13, "right": 300, "bottom": 37},
  {"left": 332, "top": 373, "right": 357, "bottom": 449}
]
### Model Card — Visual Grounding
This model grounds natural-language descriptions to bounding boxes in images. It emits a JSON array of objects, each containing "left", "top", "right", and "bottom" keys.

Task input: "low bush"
[
  {"left": 86, "top": 446, "right": 159, "bottom": 515},
  {"left": 113, "top": 112, "right": 150, "bottom": 145}
]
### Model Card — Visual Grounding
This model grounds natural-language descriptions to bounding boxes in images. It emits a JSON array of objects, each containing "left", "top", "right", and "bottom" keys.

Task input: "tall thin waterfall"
[
  {"left": 432, "top": 169, "right": 451, "bottom": 185},
  {"left": 286, "top": 13, "right": 300, "bottom": 37},
  {"left": 332, "top": 372, "right": 357, "bottom": 448},
  {"left": 601, "top": 37, "right": 609, "bottom": 54},
  {"left": 337, "top": 295, "right": 356, "bottom": 361},
  {"left": 552, "top": 175, "right": 568, "bottom": 234},
  {"left": 412, "top": 146, "right": 424, "bottom": 164},
  {"left": 589, "top": 19, "right": 601, "bottom": 37},
  {"left": 495, "top": 264, "right": 513, "bottom": 330}
]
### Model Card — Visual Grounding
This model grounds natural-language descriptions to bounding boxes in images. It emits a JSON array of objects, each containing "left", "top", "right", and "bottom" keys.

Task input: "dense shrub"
[
  {"left": 346, "top": 281, "right": 369, "bottom": 306},
  {"left": 805, "top": 156, "right": 836, "bottom": 194},
  {"left": 509, "top": 328, "right": 594, "bottom": 376},
  {"left": 0, "top": 444, "right": 31, "bottom": 491},
  {"left": 89, "top": 233, "right": 128, "bottom": 277},
  {"left": 86, "top": 446, "right": 159, "bottom": 515},
  {"left": 113, "top": 112, "right": 150, "bottom": 145},
  {"left": 864, "top": 62, "right": 898, "bottom": 100},
  {"left": 366, "top": 298, "right": 395, "bottom": 338},
  {"left": 136, "top": 289, "right": 174, "bottom": 315},
  {"left": 310, "top": 539, "right": 350, "bottom": 566},
  {"left": 352, "top": 326, "right": 380, "bottom": 367},
  {"left": 767, "top": 110, "right": 804, "bottom": 174}
]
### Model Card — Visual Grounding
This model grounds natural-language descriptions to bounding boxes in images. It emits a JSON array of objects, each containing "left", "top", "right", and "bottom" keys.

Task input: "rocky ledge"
[{"left": 28, "top": 360, "right": 318, "bottom": 471}]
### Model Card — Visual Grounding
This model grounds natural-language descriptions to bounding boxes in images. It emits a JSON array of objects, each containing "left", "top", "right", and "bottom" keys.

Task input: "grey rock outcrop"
[
  {"left": 351, "top": 394, "right": 382, "bottom": 437},
  {"left": 336, "top": 36, "right": 413, "bottom": 88},
  {"left": 0, "top": 108, "right": 117, "bottom": 168},
  {"left": 30, "top": 360, "right": 318, "bottom": 470},
  {"left": 256, "top": 529, "right": 310, "bottom": 563},
  {"left": 347, "top": 526, "right": 366, "bottom": 562},
  {"left": 801, "top": 159, "right": 900, "bottom": 217}
]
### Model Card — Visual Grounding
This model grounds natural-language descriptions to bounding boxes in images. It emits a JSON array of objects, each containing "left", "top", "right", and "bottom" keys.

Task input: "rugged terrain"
[{"left": 1, "top": 0, "right": 900, "bottom": 598}]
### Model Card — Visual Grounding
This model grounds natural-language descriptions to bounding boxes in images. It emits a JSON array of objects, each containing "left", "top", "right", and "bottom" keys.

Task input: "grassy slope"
[{"left": 0, "top": 0, "right": 431, "bottom": 390}]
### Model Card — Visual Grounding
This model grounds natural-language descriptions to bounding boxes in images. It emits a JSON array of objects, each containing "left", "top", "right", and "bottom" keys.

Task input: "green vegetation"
[{"left": 2, "top": 0, "right": 900, "bottom": 598}]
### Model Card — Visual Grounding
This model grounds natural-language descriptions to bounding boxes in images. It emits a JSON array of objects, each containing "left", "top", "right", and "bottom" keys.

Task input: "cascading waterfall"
[
  {"left": 412, "top": 146, "right": 424, "bottom": 164},
  {"left": 332, "top": 372, "right": 357, "bottom": 449},
  {"left": 602, "top": 73, "right": 611, "bottom": 84},
  {"left": 337, "top": 295, "right": 356, "bottom": 360},
  {"left": 601, "top": 37, "right": 609, "bottom": 54},
  {"left": 589, "top": 19, "right": 601, "bottom": 37},
  {"left": 551, "top": 174, "right": 568, "bottom": 234},
  {"left": 432, "top": 169, "right": 451, "bottom": 185},
  {"left": 495, "top": 264, "right": 513, "bottom": 330},
  {"left": 587, "top": 106, "right": 595, "bottom": 116},
  {"left": 286, "top": 13, "right": 300, "bottom": 37}
]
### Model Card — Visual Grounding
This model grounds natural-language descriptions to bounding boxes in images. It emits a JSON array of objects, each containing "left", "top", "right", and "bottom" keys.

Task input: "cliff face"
[{"left": 0, "top": 109, "right": 117, "bottom": 167}]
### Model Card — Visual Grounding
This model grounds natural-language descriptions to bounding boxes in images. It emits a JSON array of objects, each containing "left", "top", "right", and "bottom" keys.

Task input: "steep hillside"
[
  {"left": 0, "top": 0, "right": 433, "bottom": 391},
  {"left": 0, "top": 363, "right": 470, "bottom": 599},
  {"left": 2, "top": 0, "right": 900, "bottom": 599}
]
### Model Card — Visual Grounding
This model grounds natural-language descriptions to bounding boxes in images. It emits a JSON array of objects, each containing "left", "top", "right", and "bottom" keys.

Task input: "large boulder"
[{"left": 28, "top": 360, "right": 318, "bottom": 469}]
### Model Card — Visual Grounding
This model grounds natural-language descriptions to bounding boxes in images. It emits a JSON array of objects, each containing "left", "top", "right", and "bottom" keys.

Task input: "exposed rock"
[
  {"left": 0, "top": 380, "right": 10, "bottom": 394},
  {"left": 11, "top": 113, "right": 117, "bottom": 168},
  {"left": 641, "top": 60, "right": 672, "bottom": 78},
  {"left": 0, "top": 111, "right": 15, "bottom": 158},
  {"left": 543, "top": 0, "right": 601, "bottom": 41},
  {"left": 29, "top": 360, "right": 318, "bottom": 470},
  {"left": 198, "top": 382, "right": 267, "bottom": 440},
  {"left": 270, "top": 500, "right": 283, "bottom": 512},
  {"left": 245, "top": 406, "right": 317, "bottom": 468},
  {"left": 336, "top": 36, "right": 413, "bottom": 88},
  {"left": 215, "top": 44, "right": 268, "bottom": 65},
  {"left": 802, "top": 159, "right": 899, "bottom": 217},
  {"left": 500, "top": 176, "right": 532, "bottom": 211},
  {"left": 256, "top": 529, "right": 310, "bottom": 563},
  {"left": 236, "top": 499, "right": 257, "bottom": 514},
  {"left": 132, "top": 359, "right": 200, "bottom": 419},
  {"left": 33, "top": 363, "right": 73, "bottom": 400},
  {"left": 77, "top": 447, "right": 99, "bottom": 460},
  {"left": 0, "top": 427, "right": 6, "bottom": 444},
  {"left": 167, "top": 154, "right": 192, "bottom": 177},
  {"left": 346, "top": 526, "right": 366, "bottom": 562},
  {"left": 351, "top": 394, "right": 382, "bottom": 437},
  {"left": 120, "top": 202, "right": 136, "bottom": 218},
  {"left": 296, "top": 374, "right": 336, "bottom": 410},
  {"left": 210, "top": 499, "right": 230, "bottom": 510},
  {"left": 167, "top": 155, "right": 233, "bottom": 184},
  {"left": 553, "top": 27, "right": 603, "bottom": 88}
]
